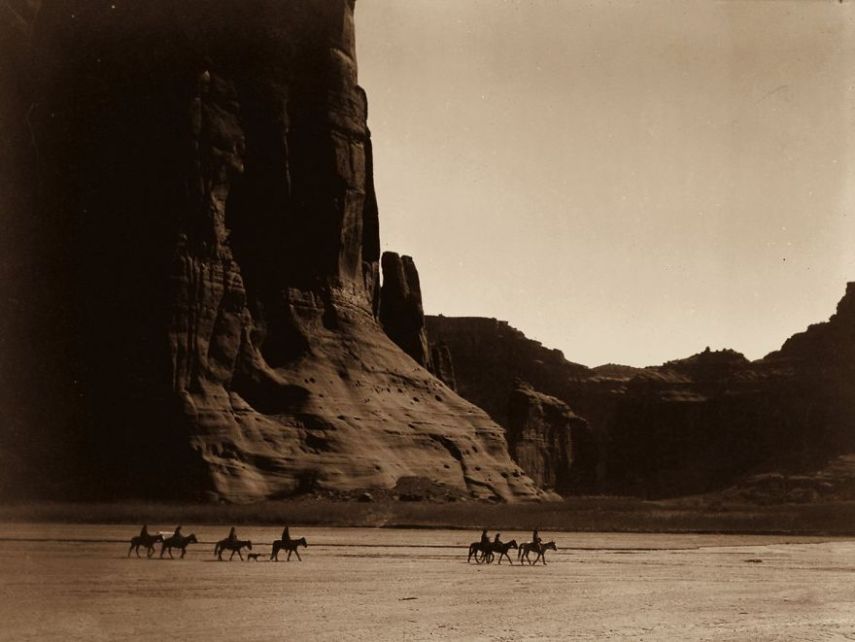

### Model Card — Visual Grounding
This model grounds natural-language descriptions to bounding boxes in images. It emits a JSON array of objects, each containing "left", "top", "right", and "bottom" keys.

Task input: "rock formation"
[
  {"left": 379, "top": 252, "right": 432, "bottom": 369},
  {"left": 1, "top": 0, "right": 541, "bottom": 502},
  {"left": 427, "top": 283, "right": 855, "bottom": 498},
  {"left": 424, "top": 317, "right": 590, "bottom": 429},
  {"left": 507, "top": 383, "right": 596, "bottom": 492},
  {"left": 430, "top": 343, "right": 458, "bottom": 391}
]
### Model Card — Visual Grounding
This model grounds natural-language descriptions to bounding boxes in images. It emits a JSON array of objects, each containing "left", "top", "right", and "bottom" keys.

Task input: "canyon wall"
[
  {"left": 507, "top": 383, "right": 596, "bottom": 493},
  {"left": 1, "top": 0, "right": 540, "bottom": 501},
  {"left": 428, "top": 284, "right": 855, "bottom": 497}
]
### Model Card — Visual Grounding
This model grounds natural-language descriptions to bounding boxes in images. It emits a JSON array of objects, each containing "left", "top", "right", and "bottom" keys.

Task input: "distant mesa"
[{"left": 427, "top": 282, "right": 855, "bottom": 498}]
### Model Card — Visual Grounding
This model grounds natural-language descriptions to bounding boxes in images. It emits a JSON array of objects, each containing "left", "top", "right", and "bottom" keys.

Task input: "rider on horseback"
[
  {"left": 480, "top": 528, "right": 489, "bottom": 549},
  {"left": 532, "top": 529, "right": 542, "bottom": 548},
  {"left": 174, "top": 525, "right": 183, "bottom": 538},
  {"left": 226, "top": 526, "right": 238, "bottom": 543},
  {"left": 140, "top": 525, "right": 149, "bottom": 538},
  {"left": 281, "top": 526, "right": 290, "bottom": 542}
]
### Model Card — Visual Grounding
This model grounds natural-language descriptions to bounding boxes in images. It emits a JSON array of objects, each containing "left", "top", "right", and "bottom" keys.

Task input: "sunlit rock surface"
[{"left": 1, "top": 0, "right": 541, "bottom": 501}]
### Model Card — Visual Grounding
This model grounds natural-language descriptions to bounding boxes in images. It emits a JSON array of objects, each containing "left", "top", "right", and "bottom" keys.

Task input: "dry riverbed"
[{"left": 1, "top": 524, "right": 853, "bottom": 641}]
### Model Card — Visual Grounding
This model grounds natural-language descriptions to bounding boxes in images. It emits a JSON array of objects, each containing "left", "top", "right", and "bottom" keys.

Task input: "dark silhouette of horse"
[
  {"left": 467, "top": 541, "right": 492, "bottom": 564},
  {"left": 160, "top": 533, "right": 198, "bottom": 559},
  {"left": 489, "top": 539, "right": 518, "bottom": 564},
  {"left": 519, "top": 540, "right": 557, "bottom": 565},
  {"left": 271, "top": 537, "right": 308, "bottom": 561},
  {"left": 214, "top": 538, "right": 253, "bottom": 561},
  {"left": 128, "top": 533, "right": 164, "bottom": 558},
  {"left": 467, "top": 539, "right": 518, "bottom": 564}
]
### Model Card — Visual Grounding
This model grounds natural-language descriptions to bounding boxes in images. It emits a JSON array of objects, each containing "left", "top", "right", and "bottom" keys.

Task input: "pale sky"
[{"left": 355, "top": 0, "right": 855, "bottom": 367}]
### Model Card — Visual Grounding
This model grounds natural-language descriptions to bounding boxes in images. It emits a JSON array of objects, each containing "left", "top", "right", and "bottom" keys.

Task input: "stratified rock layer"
[
  {"left": 428, "top": 284, "right": 855, "bottom": 497},
  {"left": 507, "top": 383, "right": 596, "bottom": 492},
  {"left": 424, "top": 317, "right": 590, "bottom": 429},
  {"left": 2, "top": 0, "right": 540, "bottom": 501}
]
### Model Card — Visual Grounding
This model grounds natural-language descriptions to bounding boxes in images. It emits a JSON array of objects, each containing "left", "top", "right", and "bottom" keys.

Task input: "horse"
[
  {"left": 214, "top": 538, "right": 253, "bottom": 561},
  {"left": 160, "top": 533, "right": 198, "bottom": 559},
  {"left": 127, "top": 533, "right": 163, "bottom": 558},
  {"left": 467, "top": 541, "right": 492, "bottom": 564},
  {"left": 488, "top": 539, "right": 518, "bottom": 565},
  {"left": 519, "top": 540, "right": 557, "bottom": 565},
  {"left": 270, "top": 537, "right": 308, "bottom": 561}
]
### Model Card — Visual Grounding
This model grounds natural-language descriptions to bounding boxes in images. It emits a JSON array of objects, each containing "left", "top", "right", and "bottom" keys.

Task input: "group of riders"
[
  {"left": 129, "top": 524, "right": 306, "bottom": 561},
  {"left": 469, "top": 528, "right": 556, "bottom": 565},
  {"left": 130, "top": 524, "right": 555, "bottom": 565}
]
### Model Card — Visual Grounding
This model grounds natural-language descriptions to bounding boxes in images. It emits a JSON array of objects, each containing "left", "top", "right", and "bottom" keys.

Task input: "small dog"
[{"left": 246, "top": 553, "right": 262, "bottom": 561}]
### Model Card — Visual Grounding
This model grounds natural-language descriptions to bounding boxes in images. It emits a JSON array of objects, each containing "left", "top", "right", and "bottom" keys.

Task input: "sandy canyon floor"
[{"left": 0, "top": 524, "right": 853, "bottom": 641}]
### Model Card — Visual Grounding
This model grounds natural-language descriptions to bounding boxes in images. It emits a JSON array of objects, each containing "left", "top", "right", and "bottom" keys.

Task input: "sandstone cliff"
[
  {"left": 507, "top": 383, "right": 596, "bottom": 493},
  {"left": 428, "top": 284, "right": 855, "bottom": 497},
  {"left": 2, "top": 0, "right": 540, "bottom": 501},
  {"left": 379, "top": 252, "right": 433, "bottom": 369},
  {"left": 424, "top": 317, "right": 590, "bottom": 429}
]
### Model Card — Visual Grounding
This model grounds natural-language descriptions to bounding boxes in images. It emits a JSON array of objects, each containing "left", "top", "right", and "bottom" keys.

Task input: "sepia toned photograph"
[{"left": 1, "top": 0, "right": 854, "bottom": 639}]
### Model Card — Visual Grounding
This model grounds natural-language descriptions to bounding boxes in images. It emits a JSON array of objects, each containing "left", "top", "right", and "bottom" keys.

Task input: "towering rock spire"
[
  {"left": 379, "top": 252, "right": 433, "bottom": 369},
  {"left": 4, "top": 0, "right": 542, "bottom": 501}
]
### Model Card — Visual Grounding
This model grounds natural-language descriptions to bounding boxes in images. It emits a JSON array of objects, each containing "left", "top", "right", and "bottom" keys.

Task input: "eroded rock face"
[
  {"left": 428, "top": 284, "right": 855, "bottom": 498},
  {"left": 430, "top": 343, "right": 458, "bottom": 391},
  {"left": 425, "top": 317, "right": 591, "bottom": 429},
  {"left": 4, "top": 0, "right": 541, "bottom": 501},
  {"left": 507, "top": 383, "right": 596, "bottom": 492},
  {"left": 379, "top": 252, "right": 432, "bottom": 369}
]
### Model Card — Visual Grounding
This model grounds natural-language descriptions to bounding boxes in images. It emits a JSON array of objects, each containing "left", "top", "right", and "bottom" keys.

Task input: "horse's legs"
[
  {"left": 168, "top": 548, "right": 175, "bottom": 559},
  {"left": 128, "top": 544, "right": 134, "bottom": 558},
  {"left": 229, "top": 550, "right": 235, "bottom": 561},
  {"left": 237, "top": 549, "right": 244, "bottom": 561},
  {"left": 294, "top": 548, "right": 302, "bottom": 561},
  {"left": 180, "top": 547, "right": 186, "bottom": 559},
  {"left": 286, "top": 549, "right": 291, "bottom": 561},
  {"left": 147, "top": 545, "right": 155, "bottom": 558}
]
